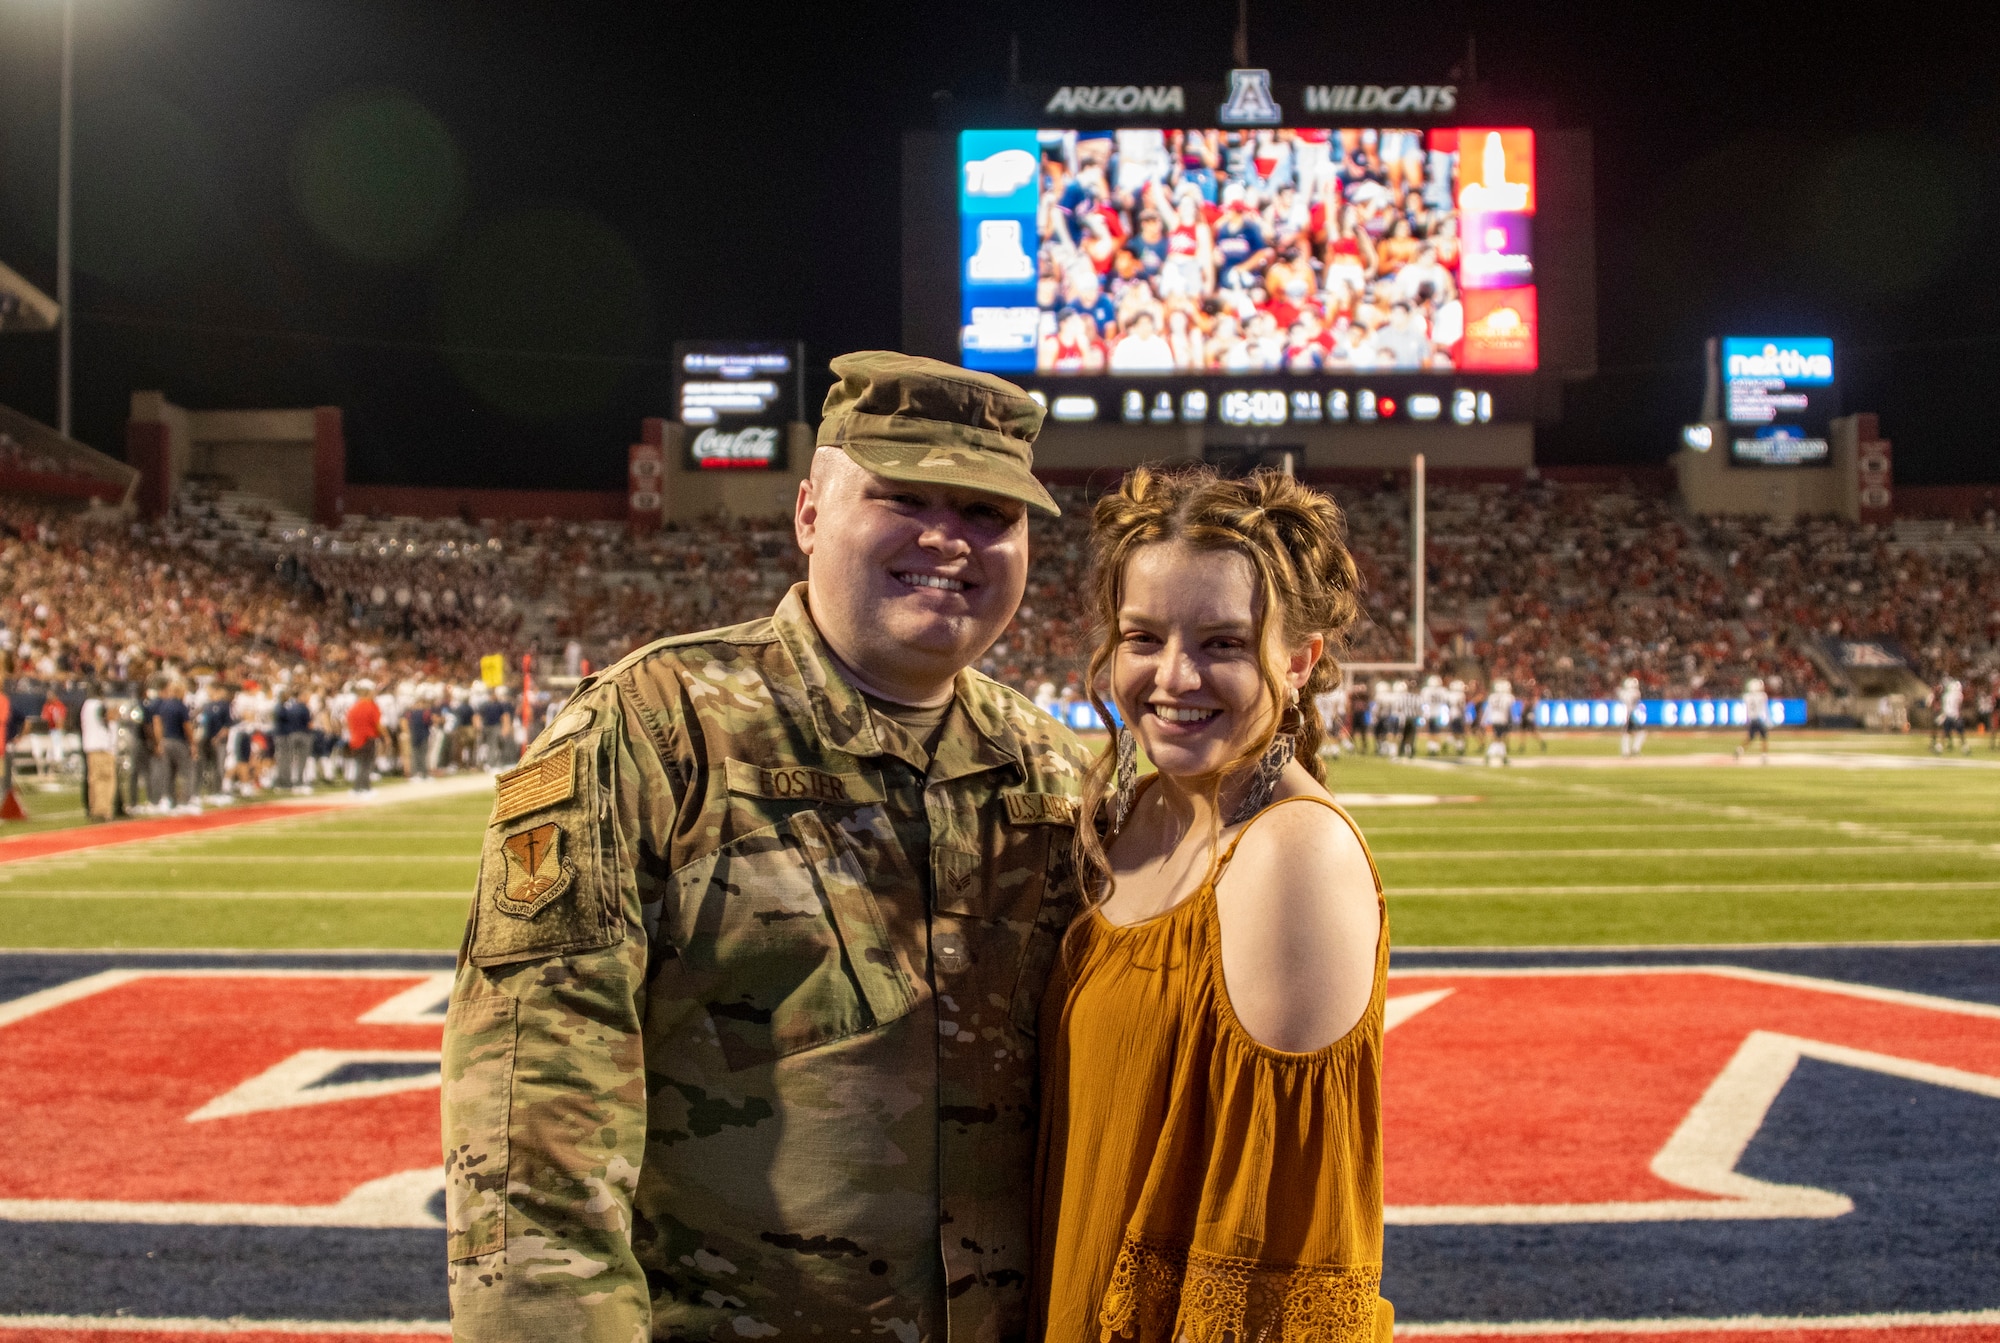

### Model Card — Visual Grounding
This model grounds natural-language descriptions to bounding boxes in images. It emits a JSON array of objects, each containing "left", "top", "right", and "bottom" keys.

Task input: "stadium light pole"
[{"left": 56, "top": 0, "right": 73, "bottom": 439}]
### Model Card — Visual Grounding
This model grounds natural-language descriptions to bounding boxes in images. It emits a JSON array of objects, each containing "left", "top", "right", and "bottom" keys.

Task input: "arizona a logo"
[{"left": 1219, "top": 68, "right": 1281, "bottom": 125}]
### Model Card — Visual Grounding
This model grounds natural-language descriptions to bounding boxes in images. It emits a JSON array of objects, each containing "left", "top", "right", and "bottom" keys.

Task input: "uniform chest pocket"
[
  {"left": 667, "top": 809, "right": 917, "bottom": 1071},
  {"left": 933, "top": 808, "right": 1078, "bottom": 1040}
]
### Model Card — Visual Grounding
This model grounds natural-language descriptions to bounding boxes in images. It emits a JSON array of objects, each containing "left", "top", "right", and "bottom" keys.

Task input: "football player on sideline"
[
  {"left": 1482, "top": 678, "right": 1515, "bottom": 766},
  {"left": 1935, "top": 676, "right": 1968, "bottom": 755},
  {"left": 1736, "top": 676, "right": 1771, "bottom": 761},
  {"left": 1420, "top": 674, "right": 1449, "bottom": 756},
  {"left": 1617, "top": 676, "right": 1646, "bottom": 757}
]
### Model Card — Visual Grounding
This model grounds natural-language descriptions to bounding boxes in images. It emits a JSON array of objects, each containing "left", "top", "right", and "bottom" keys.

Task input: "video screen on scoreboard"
[
  {"left": 1720, "top": 337, "right": 1836, "bottom": 468},
  {"left": 959, "top": 127, "right": 1537, "bottom": 377}
]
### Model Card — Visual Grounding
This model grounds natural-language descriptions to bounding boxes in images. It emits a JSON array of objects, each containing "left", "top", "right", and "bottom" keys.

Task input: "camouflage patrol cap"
[{"left": 817, "top": 351, "right": 1059, "bottom": 518}]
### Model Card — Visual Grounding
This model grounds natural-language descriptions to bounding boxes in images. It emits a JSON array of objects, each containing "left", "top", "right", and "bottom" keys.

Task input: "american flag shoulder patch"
[{"left": 492, "top": 740, "right": 578, "bottom": 826}]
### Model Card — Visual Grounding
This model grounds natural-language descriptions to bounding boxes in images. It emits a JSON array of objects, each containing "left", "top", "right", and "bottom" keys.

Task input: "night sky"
[{"left": 1, "top": 1, "right": 1997, "bottom": 490}]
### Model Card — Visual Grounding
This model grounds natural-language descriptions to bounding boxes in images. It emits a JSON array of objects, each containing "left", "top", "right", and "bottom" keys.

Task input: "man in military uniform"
[{"left": 443, "top": 351, "right": 1091, "bottom": 1343}]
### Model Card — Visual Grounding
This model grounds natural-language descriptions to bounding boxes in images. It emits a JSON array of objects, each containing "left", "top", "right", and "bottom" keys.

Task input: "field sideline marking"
[
  {"left": 0, "top": 967, "right": 449, "bottom": 1030},
  {"left": 1395, "top": 880, "right": 2000, "bottom": 898},
  {"left": 1375, "top": 845, "right": 1970, "bottom": 860},
  {"left": 1427, "top": 765, "right": 2000, "bottom": 859},
  {"left": 1366, "top": 819, "right": 2000, "bottom": 835},
  {"left": 1396, "top": 1308, "right": 2000, "bottom": 1336},
  {"left": 0, "top": 854, "right": 482, "bottom": 865},
  {"left": 0, "top": 891, "right": 470, "bottom": 900},
  {"left": 0, "top": 1317, "right": 450, "bottom": 1336}
]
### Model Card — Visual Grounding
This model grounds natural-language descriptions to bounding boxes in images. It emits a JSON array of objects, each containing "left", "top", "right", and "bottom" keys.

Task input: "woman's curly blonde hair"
[{"left": 1073, "top": 465, "right": 1364, "bottom": 898}]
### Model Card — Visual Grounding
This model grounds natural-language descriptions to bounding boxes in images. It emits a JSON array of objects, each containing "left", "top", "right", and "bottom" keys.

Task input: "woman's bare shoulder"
[{"left": 1214, "top": 780, "right": 1382, "bottom": 1053}]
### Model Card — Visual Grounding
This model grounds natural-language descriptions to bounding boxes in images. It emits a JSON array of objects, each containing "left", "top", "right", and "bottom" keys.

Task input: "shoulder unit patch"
[{"left": 495, "top": 822, "right": 573, "bottom": 919}]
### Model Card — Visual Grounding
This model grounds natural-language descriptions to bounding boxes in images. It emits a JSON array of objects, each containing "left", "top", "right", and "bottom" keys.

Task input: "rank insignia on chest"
[{"left": 496, "top": 821, "right": 573, "bottom": 918}]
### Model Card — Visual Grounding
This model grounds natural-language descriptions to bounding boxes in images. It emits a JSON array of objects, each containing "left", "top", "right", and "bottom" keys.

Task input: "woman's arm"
[{"left": 1214, "top": 797, "right": 1381, "bottom": 1052}]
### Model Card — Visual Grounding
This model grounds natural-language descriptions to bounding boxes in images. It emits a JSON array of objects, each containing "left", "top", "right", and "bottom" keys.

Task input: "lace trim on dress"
[{"left": 1099, "top": 1234, "right": 1382, "bottom": 1343}]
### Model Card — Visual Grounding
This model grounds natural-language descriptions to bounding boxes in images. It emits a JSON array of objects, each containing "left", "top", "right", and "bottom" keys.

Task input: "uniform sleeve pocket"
[{"left": 442, "top": 994, "right": 516, "bottom": 1262}]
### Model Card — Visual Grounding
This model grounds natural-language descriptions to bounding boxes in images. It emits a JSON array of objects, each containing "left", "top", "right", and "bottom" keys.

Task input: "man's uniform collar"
[{"left": 772, "top": 582, "right": 1020, "bottom": 782}]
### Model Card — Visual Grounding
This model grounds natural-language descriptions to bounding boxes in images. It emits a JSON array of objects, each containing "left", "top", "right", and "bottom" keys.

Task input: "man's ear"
[{"left": 795, "top": 475, "right": 819, "bottom": 557}]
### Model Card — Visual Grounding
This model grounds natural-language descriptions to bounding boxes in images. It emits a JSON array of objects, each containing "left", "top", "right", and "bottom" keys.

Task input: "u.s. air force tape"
[
  {"left": 492, "top": 741, "right": 577, "bottom": 826},
  {"left": 1003, "top": 791, "right": 1077, "bottom": 826},
  {"left": 725, "top": 758, "right": 886, "bottom": 805}
]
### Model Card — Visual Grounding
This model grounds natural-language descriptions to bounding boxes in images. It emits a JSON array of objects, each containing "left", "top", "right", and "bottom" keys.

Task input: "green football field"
[{"left": 3, "top": 731, "right": 1997, "bottom": 949}]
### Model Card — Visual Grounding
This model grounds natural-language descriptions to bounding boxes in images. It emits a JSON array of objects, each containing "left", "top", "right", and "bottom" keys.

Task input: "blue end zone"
[
  {"left": 1384, "top": 943, "right": 2000, "bottom": 1322},
  {"left": 1384, "top": 1058, "right": 2000, "bottom": 1320},
  {"left": 0, "top": 1223, "right": 448, "bottom": 1321}
]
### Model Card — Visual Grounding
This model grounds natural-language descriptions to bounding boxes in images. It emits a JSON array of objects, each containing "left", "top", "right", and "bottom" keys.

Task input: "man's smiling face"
[{"left": 795, "top": 448, "right": 1029, "bottom": 702}]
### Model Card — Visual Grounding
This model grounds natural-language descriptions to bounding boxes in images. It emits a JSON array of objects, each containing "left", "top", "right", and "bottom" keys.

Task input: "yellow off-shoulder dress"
[{"left": 1033, "top": 796, "right": 1394, "bottom": 1343}]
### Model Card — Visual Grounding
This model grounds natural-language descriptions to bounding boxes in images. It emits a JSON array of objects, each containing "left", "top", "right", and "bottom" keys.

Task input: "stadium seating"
[{"left": 8, "top": 478, "right": 2000, "bottom": 713}]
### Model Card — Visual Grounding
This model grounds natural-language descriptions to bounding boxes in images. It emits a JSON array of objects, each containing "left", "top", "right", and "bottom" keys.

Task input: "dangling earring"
[
  {"left": 1111, "top": 726, "right": 1138, "bottom": 831},
  {"left": 1227, "top": 689, "right": 1301, "bottom": 825}
]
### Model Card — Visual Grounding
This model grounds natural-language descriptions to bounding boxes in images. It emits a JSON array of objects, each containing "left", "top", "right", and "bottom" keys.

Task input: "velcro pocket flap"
[{"left": 787, "top": 810, "right": 915, "bottom": 1029}]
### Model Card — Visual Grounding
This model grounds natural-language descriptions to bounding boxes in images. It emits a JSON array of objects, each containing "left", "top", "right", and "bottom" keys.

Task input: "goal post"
[{"left": 1340, "top": 452, "right": 1426, "bottom": 676}]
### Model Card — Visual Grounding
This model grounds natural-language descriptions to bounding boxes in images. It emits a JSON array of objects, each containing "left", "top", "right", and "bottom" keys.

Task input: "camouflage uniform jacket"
[{"left": 443, "top": 584, "right": 1091, "bottom": 1343}]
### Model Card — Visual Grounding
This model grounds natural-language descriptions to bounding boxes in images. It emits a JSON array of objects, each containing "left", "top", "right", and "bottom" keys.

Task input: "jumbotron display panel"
[{"left": 959, "top": 127, "right": 1536, "bottom": 383}]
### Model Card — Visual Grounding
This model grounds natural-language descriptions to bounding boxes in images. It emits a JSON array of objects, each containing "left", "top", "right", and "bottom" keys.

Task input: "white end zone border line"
[
  {"left": 0, "top": 1312, "right": 1990, "bottom": 1341},
  {"left": 1398, "top": 1309, "right": 2000, "bottom": 1336},
  {"left": 0, "top": 1315, "right": 450, "bottom": 1335},
  {"left": 1382, "top": 963, "right": 2000, "bottom": 1226},
  {"left": 0, "top": 968, "right": 453, "bottom": 1228}
]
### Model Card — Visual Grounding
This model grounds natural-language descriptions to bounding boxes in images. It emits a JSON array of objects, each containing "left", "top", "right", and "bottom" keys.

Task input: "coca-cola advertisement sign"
[
  {"left": 689, "top": 425, "right": 782, "bottom": 470},
  {"left": 673, "top": 339, "right": 802, "bottom": 472}
]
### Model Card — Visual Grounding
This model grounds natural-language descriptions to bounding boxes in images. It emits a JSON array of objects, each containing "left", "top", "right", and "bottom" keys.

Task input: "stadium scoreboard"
[
  {"left": 954, "top": 74, "right": 1541, "bottom": 429},
  {"left": 673, "top": 340, "right": 804, "bottom": 471},
  {"left": 1715, "top": 336, "right": 1838, "bottom": 467}
]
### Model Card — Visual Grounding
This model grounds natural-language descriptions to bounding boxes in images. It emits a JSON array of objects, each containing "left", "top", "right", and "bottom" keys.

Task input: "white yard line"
[
  {"left": 1374, "top": 844, "right": 1976, "bottom": 860},
  {"left": 8, "top": 890, "right": 470, "bottom": 900},
  {"left": 1395, "top": 1308, "right": 2000, "bottom": 1336},
  {"left": 1394, "top": 879, "right": 2000, "bottom": 898},
  {"left": 12, "top": 854, "right": 481, "bottom": 864},
  {"left": 1447, "top": 764, "right": 2000, "bottom": 858}
]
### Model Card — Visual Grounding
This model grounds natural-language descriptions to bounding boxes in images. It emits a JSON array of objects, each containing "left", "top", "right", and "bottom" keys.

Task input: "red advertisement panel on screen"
[{"left": 1461, "top": 285, "right": 1538, "bottom": 371}]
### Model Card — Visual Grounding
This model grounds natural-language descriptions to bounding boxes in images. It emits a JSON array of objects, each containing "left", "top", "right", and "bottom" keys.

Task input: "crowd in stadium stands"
[
  {"left": 0, "top": 430, "right": 72, "bottom": 477},
  {"left": 12, "top": 473, "right": 2000, "bottom": 799},
  {"left": 1037, "top": 128, "right": 1465, "bottom": 375}
]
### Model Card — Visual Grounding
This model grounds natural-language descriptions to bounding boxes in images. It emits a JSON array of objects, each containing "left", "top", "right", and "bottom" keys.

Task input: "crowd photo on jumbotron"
[
  {"left": 1036, "top": 127, "right": 1465, "bottom": 373},
  {"left": 1, "top": 5, "right": 1998, "bottom": 1343}
]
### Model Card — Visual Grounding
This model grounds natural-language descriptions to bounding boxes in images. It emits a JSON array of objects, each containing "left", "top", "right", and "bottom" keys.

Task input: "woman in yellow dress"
[{"left": 1034, "top": 465, "right": 1392, "bottom": 1343}]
